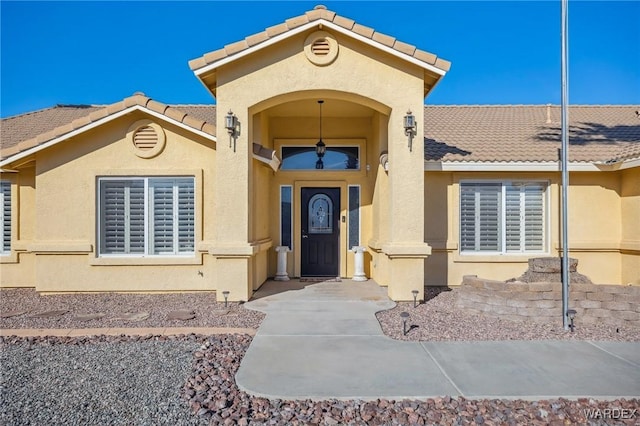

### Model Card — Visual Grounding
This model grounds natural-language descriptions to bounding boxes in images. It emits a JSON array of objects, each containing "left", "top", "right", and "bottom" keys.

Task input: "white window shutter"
[
  {"left": 505, "top": 184, "right": 524, "bottom": 252},
  {"left": 150, "top": 180, "right": 175, "bottom": 255},
  {"left": 461, "top": 183, "right": 501, "bottom": 252},
  {"left": 462, "top": 181, "right": 545, "bottom": 254},
  {"left": 177, "top": 179, "right": 195, "bottom": 253},
  {"left": 101, "top": 180, "right": 144, "bottom": 254},
  {"left": 99, "top": 177, "right": 194, "bottom": 256},
  {"left": 1, "top": 181, "right": 11, "bottom": 254},
  {"left": 523, "top": 183, "right": 545, "bottom": 251}
]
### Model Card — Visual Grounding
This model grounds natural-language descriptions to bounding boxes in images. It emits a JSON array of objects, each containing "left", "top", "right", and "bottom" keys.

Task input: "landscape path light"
[
  {"left": 222, "top": 291, "right": 230, "bottom": 308},
  {"left": 400, "top": 311, "right": 410, "bottom": 336},
  {"left": 412, "top": 290, "right": 419, "bottom": 308},
  {"left": 567, "top": 309, "right": 577, "bottom": 332}
]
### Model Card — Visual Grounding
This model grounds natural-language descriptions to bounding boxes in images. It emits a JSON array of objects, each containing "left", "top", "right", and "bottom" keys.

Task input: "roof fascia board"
[
  {"left": 424, "top": 161, "right": 603, "bottom": 172},
  {"left": 0, "top": 105, "right": 217, "bottom": 168},
  {"left": 194, "top": 20, "right": 446, "bottom": 78},
  {"left": 619, "top": 158, "right": 640, "bottom": 170}
]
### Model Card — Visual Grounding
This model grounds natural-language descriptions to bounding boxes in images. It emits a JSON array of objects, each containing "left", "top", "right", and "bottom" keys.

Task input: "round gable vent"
[
  {"left": 304, "top": 31, "right": 338, "bottom": 66},
  {"left": 127, "top": 120, "right": 166, "bottom": 158},
  {"left": 311, "top": 38, "right": 331, "bottom": 56},
  {"left": 133, "top": 125, "right": 158, "bottom": 150}
]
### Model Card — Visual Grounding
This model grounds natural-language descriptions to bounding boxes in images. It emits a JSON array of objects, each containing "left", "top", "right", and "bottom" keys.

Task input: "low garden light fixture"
[
  {"left": 400, "top": 311, "right": 410, "bottom": 336},
  {"left": 225, "top": 110, "right": 240, "bottom": 152},
  {"left": 403, "top": 110, "right": 417, "bottom": 152},
  {"left": 566, "top": 309, "right": 577, "bottom": 332},
  {"left": 412, "top": 290, "right": 419, "bottom": 308},
  {"left": 222, "top": 291, "right": 230, "bottom": 308}
]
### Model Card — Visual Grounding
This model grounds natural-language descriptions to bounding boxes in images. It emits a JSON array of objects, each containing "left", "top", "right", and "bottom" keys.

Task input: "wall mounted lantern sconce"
[
  {"left": 225, "top": 110, "right": 240, "bottom": 152},
  {"left": 403, "top": 110, "right": 417, "bottom": 152},
  {"left": 315, "top": 100, "right": 326, "bottom": 169},
  {"left": 566, "top": 309, "right": 576, "bottom": 332}
]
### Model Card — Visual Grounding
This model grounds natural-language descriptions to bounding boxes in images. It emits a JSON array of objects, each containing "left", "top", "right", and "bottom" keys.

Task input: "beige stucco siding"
[
  {"left": 16, "top": 111, "right": 218, "bottom": 292},
  {"left": 621, "top": 167, "right": 640, "bottom": 284},
  {"left": 0, "top": 166, "right": 36, "bottom": 287},
  {"left": 423, "top": 170, "right": 637, "bottom": 287},
  {"left": 212, "top": 25, "right": 429, "bottom": 300},
  {"left": 564, "top": 172, "right": 622, "bottom": 285}
]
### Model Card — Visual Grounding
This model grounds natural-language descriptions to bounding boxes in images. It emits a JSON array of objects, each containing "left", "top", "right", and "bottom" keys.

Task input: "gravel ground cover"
[
  {"left": 2, "top": 286, "right": 639, "bottom": 425},
  {"left": 376, "top": 287, "right": 640, "bottom": 342},
  {"left": 0, "top": 334, "right": 207, "bottom": 426},
  {"left": 0, "top": 288, "right": 264, "bottom": 329},
  {"left": 2, "top": 334, "right": 639, "bottom": 425}
]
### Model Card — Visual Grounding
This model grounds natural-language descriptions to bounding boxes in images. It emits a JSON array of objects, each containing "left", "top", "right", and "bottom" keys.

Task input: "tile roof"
[
  {"left": 188, "top": 5, "right": 451, "bottom": 73},
  {"left": 1, "top": 94, "right": 217, "bottom": 161},
  {"left": 2, "top": 101, "right": 639, "bottom": 166},
  {"left": 424, "top": 105, "right": 640, "bottom": 163}
]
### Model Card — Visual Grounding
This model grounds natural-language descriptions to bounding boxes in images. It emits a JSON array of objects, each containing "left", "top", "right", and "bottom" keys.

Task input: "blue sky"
[{"left": 1, "top": 1, "right": 638, "bottom": 118}]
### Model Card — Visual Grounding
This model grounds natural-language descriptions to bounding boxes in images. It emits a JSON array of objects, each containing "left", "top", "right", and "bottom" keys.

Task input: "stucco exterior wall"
[
  {"left": 0, "top": 166, "right": 36, "bottom": 287},
  {"left": 13, "top": 111, "right": 218, "bottom": 293},
  {"left": 423, "top": 170, "right": 637, "bottom": 287},
  {"left": 212, "top": 26, "right": 429, "bottom": 300},
  {"left": 621, "top": 167, "right": 640, "bottom": 285}
]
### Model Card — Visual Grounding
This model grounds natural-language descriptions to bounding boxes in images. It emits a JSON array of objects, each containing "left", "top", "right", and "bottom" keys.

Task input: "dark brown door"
[{"left": 301, "top": 187, "right": 340, "bottom": 277}]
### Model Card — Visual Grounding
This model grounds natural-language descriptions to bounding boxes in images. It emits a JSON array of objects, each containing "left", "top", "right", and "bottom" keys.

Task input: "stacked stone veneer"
[{"left": 456, "top": 276, "right": 640, "bottom": 327}]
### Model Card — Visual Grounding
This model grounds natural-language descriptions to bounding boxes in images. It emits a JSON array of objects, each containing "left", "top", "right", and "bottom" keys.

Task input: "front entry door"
[{"left": 301, "top": 187, "right": 340, "bottom": 277}]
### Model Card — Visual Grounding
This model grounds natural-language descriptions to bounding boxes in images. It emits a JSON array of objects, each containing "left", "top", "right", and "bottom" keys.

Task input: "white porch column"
[
  {"left": 274, "top": 246, "right": 291, "bottom": 281},
  {"left": 351, "top": 246, "right": 367, "bottom": 281}
]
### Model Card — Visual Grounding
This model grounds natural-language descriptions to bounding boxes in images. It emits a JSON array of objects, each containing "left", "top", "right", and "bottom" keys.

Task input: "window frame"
[
  {"left": 279, "top": 145, "right": 361, "bottom": 171},
  {"left": 348, "top": 184, "right": 361, "bottom": 249},
  {"left": 97, "top": 176, "right": 196, "bottom": 258},
  {"left": 459, "top": 180, "right": 549, "bottom": 256},
  {"left": 280, "top": 185, "right": 293, "bottom": 250}
]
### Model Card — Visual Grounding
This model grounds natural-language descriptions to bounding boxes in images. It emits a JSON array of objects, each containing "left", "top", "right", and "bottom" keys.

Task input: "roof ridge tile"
[
  {"left": 285, "top": 15, "right": 310, "bottom": 30},
  {"left": 188, "top": 5, "right": 449, "bottom": 74}
]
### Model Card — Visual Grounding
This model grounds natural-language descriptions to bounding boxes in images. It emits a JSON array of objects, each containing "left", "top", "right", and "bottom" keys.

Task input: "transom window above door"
[{"left": 281, "top": 146, "right": 359, "bottom": 170}]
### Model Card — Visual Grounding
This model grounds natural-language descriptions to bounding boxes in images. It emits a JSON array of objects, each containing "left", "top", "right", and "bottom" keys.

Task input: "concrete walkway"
[{"left": 236, "top": 280, "right": 640, "bottom": 401}]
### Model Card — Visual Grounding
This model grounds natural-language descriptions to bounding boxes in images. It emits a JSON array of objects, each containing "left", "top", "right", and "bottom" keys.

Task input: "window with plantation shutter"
[
  {"left": 99, "top": 177, "right": 194, "bottom": 256},
  {"left": 505, "top": 183, "right": 545, "bottom": 252},
  {"left": 460, "top": 183, "right": 501, "bottom": 252},
  {"left": 461, "top": 181, "right": 547, "bottom": 254},
  {"left": 1, "top": 181, "right": 11, "bottom": 255},
  {"left": 100, "top": 180, "right": 144, "bottom": 254}
]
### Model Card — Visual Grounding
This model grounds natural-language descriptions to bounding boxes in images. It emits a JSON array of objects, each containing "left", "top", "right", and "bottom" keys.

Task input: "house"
[{"left": 1, "top": 5, "right": 638, "bottom": 301}]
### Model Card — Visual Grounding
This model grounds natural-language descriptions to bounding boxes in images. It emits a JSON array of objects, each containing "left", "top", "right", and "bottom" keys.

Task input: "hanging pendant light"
[{"left": 315, "top": 100, "right": 326, "bottom": 169}]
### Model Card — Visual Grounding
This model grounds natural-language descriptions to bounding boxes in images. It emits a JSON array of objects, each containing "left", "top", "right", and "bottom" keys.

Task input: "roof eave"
[
  {"left": 423, "top": 160, "right": 636, "bottom": 172},
  {"left": 192, "top": 19, "right": 448, "bottom": 97},
  {"left": 0, "top": 105, "right": 218, "bottom": 168}
]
